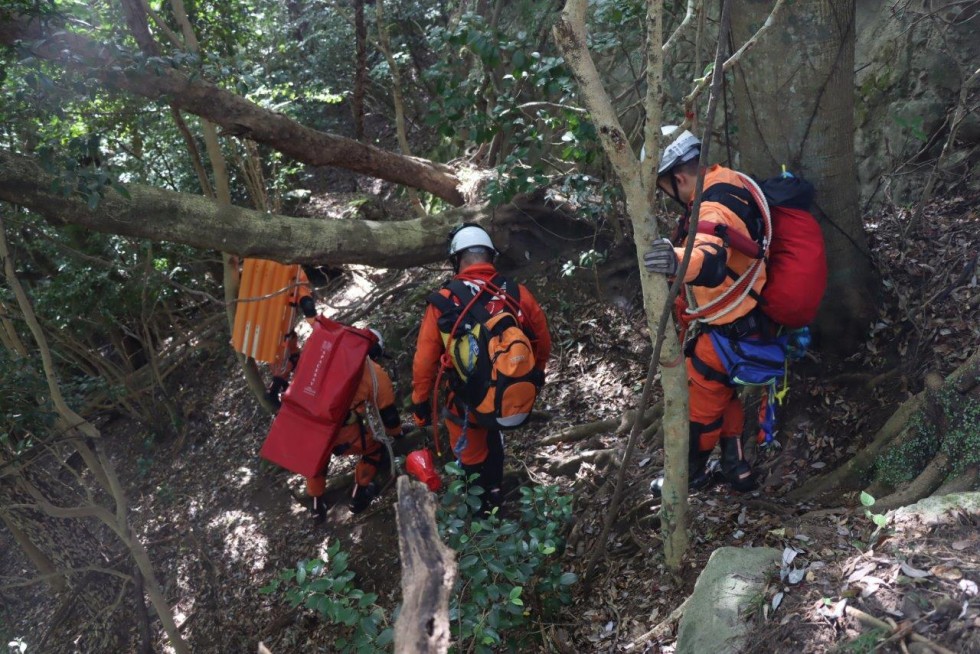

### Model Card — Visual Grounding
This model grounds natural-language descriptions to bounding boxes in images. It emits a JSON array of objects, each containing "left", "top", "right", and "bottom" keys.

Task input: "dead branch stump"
[{"left": 394, "top": 475, "right": 456, "bottom": 654}]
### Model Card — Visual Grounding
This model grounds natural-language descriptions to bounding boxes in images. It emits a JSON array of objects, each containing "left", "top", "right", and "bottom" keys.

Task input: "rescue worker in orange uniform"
[
  {"left": 645, "top": 127, "right": 764, "bottom": 496},
  {"left": 306, "top": 329, "right": 403, "bottom": 520},
  {"left": 411, "top": 224, "right": 551, "bottom": 512},
  {"left": 266, "top": 267, "right": 317, "bottom": 408}
]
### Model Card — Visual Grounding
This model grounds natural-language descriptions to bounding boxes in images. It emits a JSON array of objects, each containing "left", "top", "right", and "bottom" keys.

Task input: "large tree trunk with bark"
[
  {"left": 0, "top": 151, "right": 588, "bottom": 268},
  {"left": 730, "top": 0, "right": 877, "bottom": 353}
]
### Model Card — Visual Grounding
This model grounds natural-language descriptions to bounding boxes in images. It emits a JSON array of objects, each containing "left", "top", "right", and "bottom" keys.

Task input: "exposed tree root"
[
  {"left": 537, "top": 403, "right": 663, "bottom": 447},
  {"left": 871, "top": 453, "right": 949, "bottom": 513},
  {"left": 623, "top": 598, "right": 688, "bottom": 651},
  {"left": 932, "top": 466, "right": 979, "bottom": 497},
  {"left": 543, "top": 449, "right": 620, "bottom": 478},
  {"left": 538, "top": 420, "right": 619, "bottom": 447},
  {"left": 788, "top": 350, "right": 980, "bottom": 502}
]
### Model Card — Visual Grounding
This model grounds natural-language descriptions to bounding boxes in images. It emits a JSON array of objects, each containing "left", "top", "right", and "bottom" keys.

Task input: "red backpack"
[
  {"left": 259, "top": 317, "right": 377, "bottom": 477},
  {"left": 685, "top": 172, "right": 827, "bottom": 328}
]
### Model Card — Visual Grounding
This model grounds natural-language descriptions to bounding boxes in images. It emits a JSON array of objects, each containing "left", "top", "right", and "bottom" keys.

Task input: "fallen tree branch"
[
  {"left": 845, "top": 605, "right": 957, "bottom": 654},
  {"left": 0, "top": 13, "right": 465, "bottom": 205},
  {"left": 624, "top": 597, "right": 689, "bottom": 650},
  {"left": 394, "top": 476, "right": 455, "bottom": 654},
  {"left": 0, "top": 150, "right": 475, "bottom": 267}
]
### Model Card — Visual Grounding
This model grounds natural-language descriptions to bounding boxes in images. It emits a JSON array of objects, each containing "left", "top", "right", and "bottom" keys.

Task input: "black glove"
[
  {"left": 531, "top": 368, "right": 546, "bottom": 388},
  {"left": 298, "top": 295, "right": 317, "bottom": 319},
  {"left": 643, "top": 238, "right": 679, "bottom": 275},
  {"left": 267, "top": 376, "right": 288, "bottom": 408},
  {"left": 412, "top": 400, "right": 432, "bottom": 428}
]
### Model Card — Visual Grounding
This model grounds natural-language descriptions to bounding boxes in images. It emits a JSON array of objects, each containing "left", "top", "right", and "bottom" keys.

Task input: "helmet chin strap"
[{"left": 669, "top": 173, "right": 684, "bottom": 208}]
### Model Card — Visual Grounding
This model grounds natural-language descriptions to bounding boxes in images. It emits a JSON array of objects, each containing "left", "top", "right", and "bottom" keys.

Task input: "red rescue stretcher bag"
[{"left": 259, "top": 317, "right": 376, "bottom": 477}]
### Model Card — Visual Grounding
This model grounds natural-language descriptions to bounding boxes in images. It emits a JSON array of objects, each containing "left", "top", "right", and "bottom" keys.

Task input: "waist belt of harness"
[
  {"left": 443, "top": 402, "right": 483, "bottom": 429},
  {"left": 689, "top": 350, "right": 732, "bottom": 387},
  {"left": 709, "top": 310, "right": 769, "bottom": 340}
]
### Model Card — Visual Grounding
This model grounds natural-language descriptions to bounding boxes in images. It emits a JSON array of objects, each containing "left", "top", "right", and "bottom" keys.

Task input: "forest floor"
[{"left": 1, "top": 192, "right": 979, "bottom": 653}]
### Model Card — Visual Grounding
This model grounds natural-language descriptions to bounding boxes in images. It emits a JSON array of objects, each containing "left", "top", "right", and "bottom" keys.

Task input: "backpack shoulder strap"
[
  {"left": 489, "top": 274, "right": 521, "bottom": 303},
  {"left": 427, "top": 288, "right": 456, "bottom": 314},
  {"left": 702, "top": 182, "right": 764, "bottom": 243}
]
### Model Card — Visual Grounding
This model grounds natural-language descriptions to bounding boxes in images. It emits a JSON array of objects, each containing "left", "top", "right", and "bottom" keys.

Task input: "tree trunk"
[
  {"left": 553, "top": 0, "right": 691, "bottom": 573},
  {"left": 730, "top": 0, "right": 876, "bottom": 353},
  {"left": 393, "top": 476, "right": 455, "bottom": 654},
  {"left": 0, "top": 150, "right": 580, "bottom": 267},
  {"left": 0, "top": 509, "right": 65, "bottom": 594}
]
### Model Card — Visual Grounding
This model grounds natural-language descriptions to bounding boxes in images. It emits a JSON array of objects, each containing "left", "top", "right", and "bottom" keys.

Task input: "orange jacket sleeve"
[
  {"left": 412, "top": 301, "right": 445, "bottom": 404},
  {"left": 674, "top": 203, "right": 730, "bottom": 284},
  {"left": 518, "top": 285, "right": 551, "bottom": 372}
]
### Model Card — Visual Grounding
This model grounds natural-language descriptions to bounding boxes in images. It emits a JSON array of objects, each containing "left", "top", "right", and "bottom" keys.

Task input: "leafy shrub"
[
  {"left": 261, "top": 467, "right": 577, "bottom": 654},
  {"left": 260, "top": 541, "right": 393, "bottom": 653},
  {"left": 0, "top": 346, "right": 54, "bottom": 457},
  {"left": 436, "top": 463, "right": 577, "bottom": 653}
]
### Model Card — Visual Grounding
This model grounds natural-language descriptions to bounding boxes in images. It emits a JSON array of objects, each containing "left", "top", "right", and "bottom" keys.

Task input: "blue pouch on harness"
[{"left": 708, "top": 331, "right": 788, "bottom": 387}]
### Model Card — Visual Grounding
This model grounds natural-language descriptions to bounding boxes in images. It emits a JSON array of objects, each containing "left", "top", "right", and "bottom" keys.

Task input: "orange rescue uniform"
[
  {"left": 412, "top": 262, "right": 551, "bottom": 465},
  {"left": 306, "top": 358, "right": 401, "bottom": 497},
  {"left": 674, "top": 165, "right": 766, "bottom": 467}
]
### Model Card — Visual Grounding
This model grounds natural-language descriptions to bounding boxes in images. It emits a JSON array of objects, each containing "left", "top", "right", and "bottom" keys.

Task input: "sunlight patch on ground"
[
  {"left": 234, "top": 465, "right": 254, "bottom": 488},
  {"left": 322, "top": 265, "right": 388, "bottom": 323},
  {"left": 208, "top": 510, "right": 269, "bottom": 572}
]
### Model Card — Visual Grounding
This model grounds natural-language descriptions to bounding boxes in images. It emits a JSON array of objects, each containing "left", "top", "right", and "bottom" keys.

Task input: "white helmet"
[
  {"left": 657, "top": 125, "right": 700, "bottom": 175},
  {"left": 640, "top": 125, "right": 701, "bottom": 175},
  {"left": 448, "top": 224, "right": 497, "bottom": 258}
]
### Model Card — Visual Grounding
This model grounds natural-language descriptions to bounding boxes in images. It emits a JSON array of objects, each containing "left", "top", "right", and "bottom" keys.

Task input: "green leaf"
[
  {"left": 860, "top": 491, "right": 876, "bottom": 507},
  {"left": 338, "top": 606, "right": 359, "bottom": 626},
  {"left": 376, "top": 628, "right": 394, "bottom": 646},
  {"left": 559, "top": 572, "right": 578, "bottom": 585},
  {"left": 872, "top": 513, "right": 888, "bottom": 528},
  {"left": 296, "top": 562, "right": 307, "bottom": 585}
]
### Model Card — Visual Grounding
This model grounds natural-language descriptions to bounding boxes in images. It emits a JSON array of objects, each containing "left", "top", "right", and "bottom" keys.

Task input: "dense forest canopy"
[{"left": 1, "top": 0, "right": 978, "bottom": 652}]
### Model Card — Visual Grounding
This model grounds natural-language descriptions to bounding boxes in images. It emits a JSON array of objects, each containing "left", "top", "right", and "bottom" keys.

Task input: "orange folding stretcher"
[{"left": 231, "top": 259, "right": 310, "bottom": 365}]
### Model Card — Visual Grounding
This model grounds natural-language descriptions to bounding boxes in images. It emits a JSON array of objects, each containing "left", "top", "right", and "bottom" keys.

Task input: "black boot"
[
  {"left": 349, "top": 482, "right": 378, "bottom": 514},
  {"left": 310, "top": 495, "right": 327, "bottom": 524},
  {"left": 719, "top": 436, "right": 757, "bottom": 492},
  {"left": 650, "top": 451, "right": 718, "bottom": 498}
]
